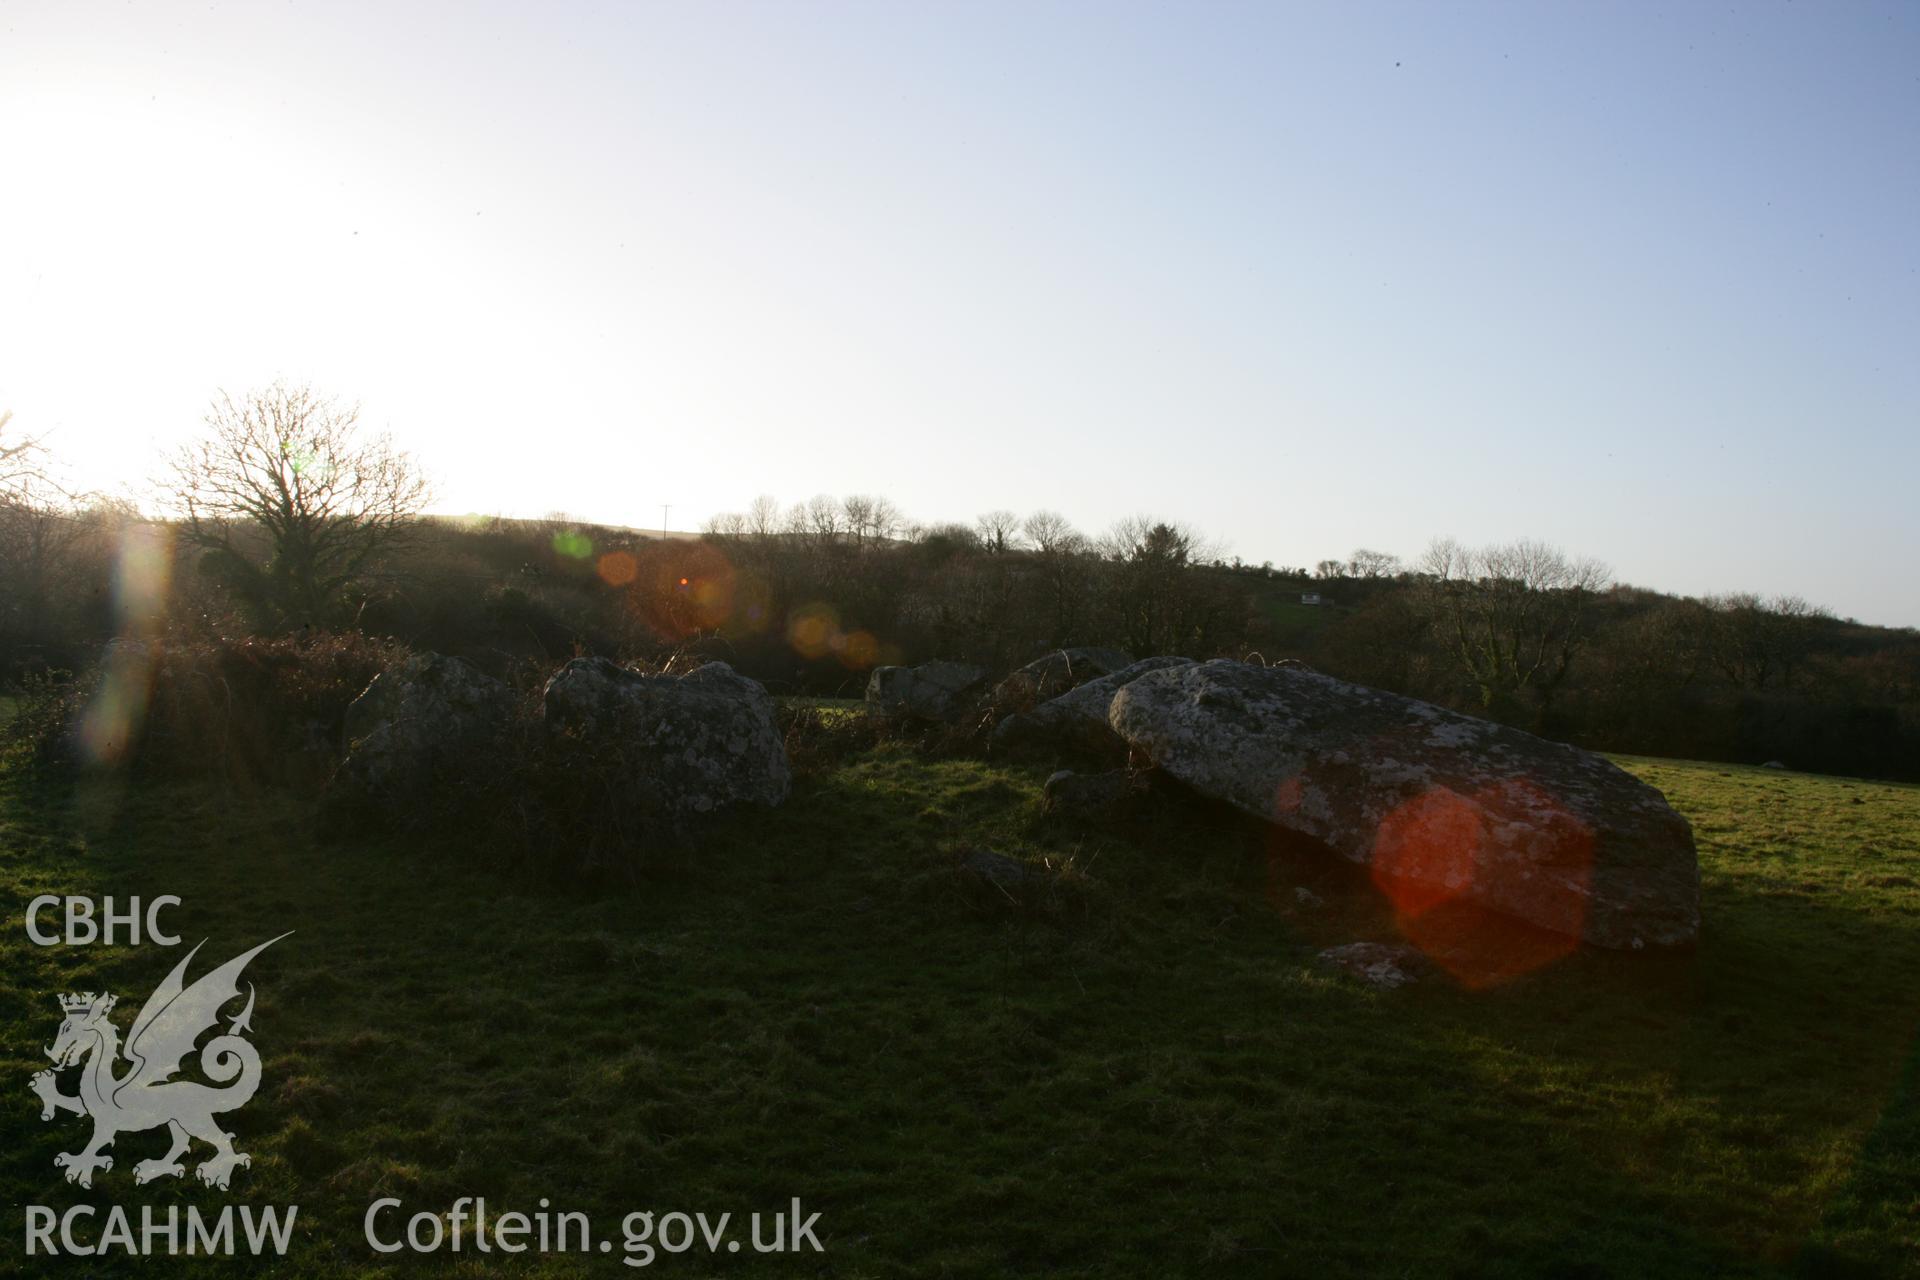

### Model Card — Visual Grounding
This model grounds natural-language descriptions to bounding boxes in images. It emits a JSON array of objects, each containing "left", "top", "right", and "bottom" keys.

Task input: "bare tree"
[
  {"left": 1021, "top": 510, "right": 1089, "bottom": 644},
  {"left": 1590, "top": 597, "right": 1709, "bottom": 702},
  {"left": 866, "top": 496, "right": 905, "bottom": 544},
  {"left": 167, "top": 382, "right": 430, "bottom": 630},
  {"left": 908, "top": 521, "right": 982, "bottom": 553},
  {"left": 745, "top": 494, "right": 783, "bottom": 539},
  {"left": 840, "top": 495, "right": 877, "bottom": 548},
  {"left": 0, "top": 410, "right": 49, "bottom": 498},
  {"left": 1314, "top": 558, "right": 1347, "bottom": 580},
  {"left": 1102, "top": 516, "right": 1236, "bottom": 655},
  {"left": 1100, "top": 515, "right": 1220, "bottom": 565},
  {"left": 841, "top": 494, "right": 905, "bottom": 548},
  {"left": 1347, "top": 548, "right": 1400, "bottom": 579},
  {"left": 702, "top": 511, "right": 748, "bottom": 538},
  {"left": 1700, "top": 592, "right": 1829, "bottom": 691},
  {"left": 787, "top": 494, "right": 844, "bottom": 551},
  {"left": 1021, "top": 509, "right": 1083, "bottom": 556},
  {"left": 0, "top": 419, "right": 87, "bottom": 654},
  {"left": 1417, "top": 537, "right": 1611, "bottom": 711},
  {"left": 975, "top": 509, "right": 1022, "bottom": 555}
]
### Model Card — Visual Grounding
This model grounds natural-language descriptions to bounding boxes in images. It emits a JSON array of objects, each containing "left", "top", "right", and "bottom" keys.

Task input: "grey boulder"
[
  {"left": 990, "top": 647, "right": 1135, "bottom": 710},
  {"left": 1109, "top": 660, "right": 1700, "bottom": 950},
  {"left": 338, "top": 653, "right": 514, "bottom": 800},
  {"left": 993, "top": 656, "right": 1196, "bottom": 755},
  {"left": 543, "top": 657, "right": 791, "bottom": 819},
  {"left": 865, "top": 661, "right": 991, "bottom": 724}
]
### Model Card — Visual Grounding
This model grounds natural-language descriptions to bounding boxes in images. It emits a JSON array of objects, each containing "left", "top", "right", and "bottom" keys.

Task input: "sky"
[{"left": 2, "top": 1, "right": 1915, "bottom": 624}]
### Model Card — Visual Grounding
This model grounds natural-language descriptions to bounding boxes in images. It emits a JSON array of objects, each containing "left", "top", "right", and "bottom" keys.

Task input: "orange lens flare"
[
  {"left": 1370, "top": 787, "right": 1489, "bottom": 919},
  {"left": 597, "top": 551, "right": 638, "bottom": 586},
  {"left": 1365, "top": 779, "right": 1593, "bottom": 989},
  {"left": 787, "top": 603, "right": 840, "bottom": 660},
  {"left": 609, "top": 542, "right": 744, "bottom": 638},
  {"left": 835, "top": 629, "right": 881, "bottom": 670},
  {"left": 784, "top": 608, "right": 885, "bottom": 669}
]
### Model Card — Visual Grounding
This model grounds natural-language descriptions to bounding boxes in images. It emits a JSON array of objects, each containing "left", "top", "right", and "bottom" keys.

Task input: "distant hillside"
[{"left": 3, "top": 508, "right": 1915, "bottom": 780}]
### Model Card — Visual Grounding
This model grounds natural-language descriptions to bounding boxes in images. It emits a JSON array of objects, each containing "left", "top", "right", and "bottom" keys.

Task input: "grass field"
[
  {"left": 1, "top": 745, "right": 1916, "bottom": 1277},
  {"left": 1247, "top": 589, "right": 1340, "bottom": 652}
]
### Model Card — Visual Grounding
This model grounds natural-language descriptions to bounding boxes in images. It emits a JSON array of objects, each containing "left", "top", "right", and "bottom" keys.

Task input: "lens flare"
[
  {"left": 1370, "top": 787, "right": 1488, "bottom": 919},
  {"left": 726, "top": 573, "right": 772, "bottom": 634},
  {"left": 115, "top": 520, "right": 172, "bottom": 629},
  {"left": 615, "top": 541, "right": 742, "bottom": 638},
  {"left": 77, "top": 523, "right": 173, "bottom": 766},
  {"left": 1367, "top": 778, "right": 1593, "bottom": 988},
  {"left": 836, "top": 629, "right": 881, "bottom": 670},
  {"left": 787, "top": 603, "right": 840, "bottom": 660},
  {"left": 597, "top": 550, "right": 638, "bottom": 586},
  {"left": 76, "top": 646, "right": 149, "bottom": 765}
]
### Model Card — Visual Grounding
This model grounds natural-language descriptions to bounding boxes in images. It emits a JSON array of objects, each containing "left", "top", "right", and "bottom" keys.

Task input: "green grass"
[
  {"left": 1, "top": 748, "right": 1915, "bottom": 1277},
  {"left": 1249, "top": 592, "right": 1340, "bottom": 645}
]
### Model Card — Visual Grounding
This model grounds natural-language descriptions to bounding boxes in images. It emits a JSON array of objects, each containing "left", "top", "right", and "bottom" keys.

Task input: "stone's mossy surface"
[
  {"left": 339, "top": 653, "right": 514, "bottom": 799},
  {"left": 543, "top": 657, "right": 791, "bottom": 818},
  {"left": 1110, "top": 660, "right": 1701, "bottom": 949}
]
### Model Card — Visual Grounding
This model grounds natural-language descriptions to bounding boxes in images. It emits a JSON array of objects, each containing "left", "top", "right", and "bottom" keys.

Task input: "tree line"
[{"left": 2, "top": 383, "right": 1914, "bottom": 779}]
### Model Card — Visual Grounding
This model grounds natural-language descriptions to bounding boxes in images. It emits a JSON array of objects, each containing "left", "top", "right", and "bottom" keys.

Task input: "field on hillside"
[
  {"left": 1248, "top": 587, "right": 1339, "bottom": 651},
  {"left": 1, "top": 746, "right": 1916, "bottom": 1277}
]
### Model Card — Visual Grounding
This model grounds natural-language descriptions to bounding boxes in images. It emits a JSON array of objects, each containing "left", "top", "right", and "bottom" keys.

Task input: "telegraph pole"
[{"left": 660, "top": 503, "right": 673, "bottom": 537}]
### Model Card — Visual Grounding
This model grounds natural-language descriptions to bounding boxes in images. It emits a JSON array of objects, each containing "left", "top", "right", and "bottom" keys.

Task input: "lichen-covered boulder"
[
  {"left": 864, "top": 661, "right": 991, "bottom": 724},
  {"left": 338, "top": 652, "right": 514, "bottom": 800},
  {"left": 992, "top": 656, "right": 1196, "bottom": 755},
  {"left": 990, "top": 647, "right": 1135, "bottom": 711},
  {"left": 1109, "top": 660, "right": 1700, "bottom": 950},
  {"left": 542, "top": 657, "right": 790, "bottom": 819}
]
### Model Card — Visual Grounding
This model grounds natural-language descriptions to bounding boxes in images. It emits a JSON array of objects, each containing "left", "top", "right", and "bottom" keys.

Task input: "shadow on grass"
[{"left": 1, "top": 749, "right": 1914, "bottom": 1277}]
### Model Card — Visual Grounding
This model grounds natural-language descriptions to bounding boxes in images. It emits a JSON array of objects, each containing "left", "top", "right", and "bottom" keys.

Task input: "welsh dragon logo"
[{"left": 29, "top": 934, "right": 289, "bottom": 1190}]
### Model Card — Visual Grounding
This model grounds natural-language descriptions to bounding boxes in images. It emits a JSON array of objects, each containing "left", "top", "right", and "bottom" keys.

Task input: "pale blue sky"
[{"left": 2, "top": 1, "right": 1915, "bottom": 623}]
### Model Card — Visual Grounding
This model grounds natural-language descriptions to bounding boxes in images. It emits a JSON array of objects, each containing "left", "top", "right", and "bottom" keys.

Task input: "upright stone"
[{"left": 543, "top": 657, "right": 791, "bottom": 819}]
